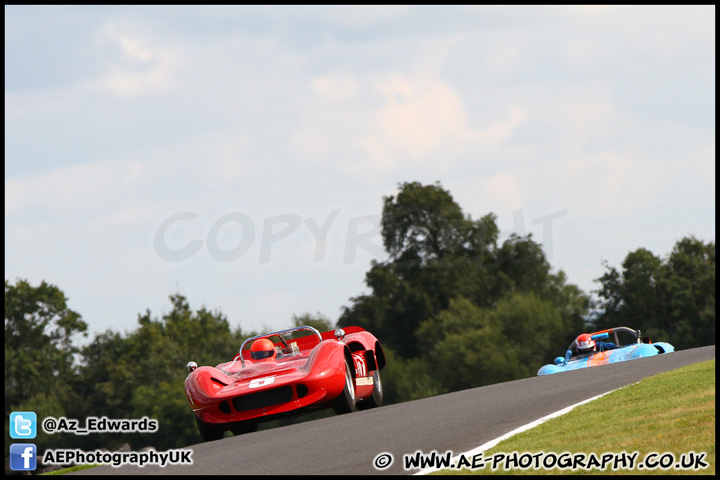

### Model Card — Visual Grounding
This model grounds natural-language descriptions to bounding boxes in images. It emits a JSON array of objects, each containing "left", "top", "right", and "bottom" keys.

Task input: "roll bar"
[
  {"left": 225, "top": 325, "right": 323, "bottom": 371},
  {"left": 563, "top": 326, "right": 642, "bottom": 363}
]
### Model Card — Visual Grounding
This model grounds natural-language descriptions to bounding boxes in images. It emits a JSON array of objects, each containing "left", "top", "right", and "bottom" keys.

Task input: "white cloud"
[
  {"left": 311, "top": 74, "right": 359, "bottom": 101},
  {"left": 294, "top": 69, "right": 530, "bottom": 182},
  {"left": 373, "top": 74, "right": 467, "bottom": 156},
  {"left": 4, "top": 5, "right": 715, "bottom": 338},
  {"left": 482, "top": 173, "right": 525, "bottom": 211},
  {"left": 311, "top": 5, "right": 412, "bottom": 27},
  {"left": 5, "top": 160, "right": 134, "bottom": 217},
  {"left": 5, "top": 127, "right": 257, "bottom": 223},
  {"left": 4, "top": 88, "right": 74, "bottom": 120},
  {"left": 92, "top": 22, "right": 182, "bottom": 98}
]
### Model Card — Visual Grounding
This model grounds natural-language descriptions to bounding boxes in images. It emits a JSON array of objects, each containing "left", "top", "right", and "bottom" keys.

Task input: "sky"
[{"left": 5, "top": 5, "right": 715, "bottom": 343}]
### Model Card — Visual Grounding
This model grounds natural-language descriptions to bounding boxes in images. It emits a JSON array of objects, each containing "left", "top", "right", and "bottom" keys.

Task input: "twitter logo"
[{"left": 10, "top": 411, "right": 37, "bottom": 439}]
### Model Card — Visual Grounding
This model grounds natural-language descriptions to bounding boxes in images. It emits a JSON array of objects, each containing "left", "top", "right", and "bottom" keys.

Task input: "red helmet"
[
  {"left": 576, "top": 333, "right": 595, "bottom": 352},
  {"left": 250, "top": 338, "right": 276, "bottom": 361}
]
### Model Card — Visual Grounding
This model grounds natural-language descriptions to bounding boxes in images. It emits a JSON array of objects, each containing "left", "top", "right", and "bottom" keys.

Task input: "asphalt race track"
[{"left": 73, "top": 345, "right": 714, "bottom": 476}]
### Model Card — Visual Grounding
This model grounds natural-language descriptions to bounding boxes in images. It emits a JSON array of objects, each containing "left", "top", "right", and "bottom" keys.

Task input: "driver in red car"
[
  {"left": 575, "top": 333, "right": 616, "bottom": 354},
  {"left": 250, "top": 338, "right": 277, "bottom": 361}
]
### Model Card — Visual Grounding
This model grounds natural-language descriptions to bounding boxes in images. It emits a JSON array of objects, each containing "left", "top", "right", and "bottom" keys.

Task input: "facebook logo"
[
  {"left": 10, "top": 443, "right": 37, "bottom": 471},
  {"left": 10, "top": 411, "right": 37, "bottom": 439}
]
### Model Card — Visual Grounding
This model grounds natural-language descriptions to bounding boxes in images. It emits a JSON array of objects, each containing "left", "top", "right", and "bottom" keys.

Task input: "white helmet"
[{"left": 576, "top": 333, "right": 595, "bottom": 352}]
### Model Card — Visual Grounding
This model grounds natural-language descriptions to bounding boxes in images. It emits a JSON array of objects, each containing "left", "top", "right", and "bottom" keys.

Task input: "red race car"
[{"left": 185, "top": 325, "right": 386, "bottom": 441}]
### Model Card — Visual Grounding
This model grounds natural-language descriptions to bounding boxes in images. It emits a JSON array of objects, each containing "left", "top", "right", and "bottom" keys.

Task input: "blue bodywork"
[{"left": 537, "top": 327, "right": 675, "bottom": 375}]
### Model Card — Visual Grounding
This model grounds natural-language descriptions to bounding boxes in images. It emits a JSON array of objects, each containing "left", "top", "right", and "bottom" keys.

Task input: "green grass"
[
  {"left": 41, "top": 463, "right": 101, "bottom": 475},
  {"left": 434, "top": 360, "right": 715, "bottom": 475}
]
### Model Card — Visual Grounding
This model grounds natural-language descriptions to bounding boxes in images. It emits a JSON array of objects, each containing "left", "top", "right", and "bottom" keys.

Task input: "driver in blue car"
[{"left": 575, "top": 333, "right": 617, "bottom": 354}]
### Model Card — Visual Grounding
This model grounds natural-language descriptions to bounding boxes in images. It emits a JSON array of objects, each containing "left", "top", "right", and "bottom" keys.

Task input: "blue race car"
[{"left": 537, "top": 326, "right": 675, "bottom": 375}]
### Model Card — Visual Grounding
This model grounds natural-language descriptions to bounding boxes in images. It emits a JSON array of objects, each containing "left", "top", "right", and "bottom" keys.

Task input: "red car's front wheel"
[
  {"left": 195, "top": 416, "right": 225, "bottom": 442},
  {"left": 331, "top": 360, "right": 356, "bottom": 414}
]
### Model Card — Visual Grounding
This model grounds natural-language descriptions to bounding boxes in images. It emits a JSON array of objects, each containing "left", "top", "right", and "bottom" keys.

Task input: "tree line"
[{"left": 5, "top": 181, "right": 715, "bottom": 457}]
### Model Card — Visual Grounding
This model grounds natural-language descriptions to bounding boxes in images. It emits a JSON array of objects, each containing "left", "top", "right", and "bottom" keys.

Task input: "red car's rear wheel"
[{"left": 357, "top": 369, "right": 383, "bottom": 410}]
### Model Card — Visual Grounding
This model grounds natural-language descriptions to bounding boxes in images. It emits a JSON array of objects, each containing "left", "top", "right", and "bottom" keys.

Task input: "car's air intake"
[{"left": 232, "top": 386, "right": 293, "bottom": 412}]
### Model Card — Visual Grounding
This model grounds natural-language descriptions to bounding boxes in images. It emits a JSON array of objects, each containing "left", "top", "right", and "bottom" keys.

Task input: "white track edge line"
[{"left": 413, "top": 389, "right": 619, "bottom": 475}]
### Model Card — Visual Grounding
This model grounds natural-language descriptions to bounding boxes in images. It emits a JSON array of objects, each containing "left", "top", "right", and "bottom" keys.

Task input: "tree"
[
  {"left": 5, "top": 279, "right": 88, "bottom": 454},
  {"left": 382, "top": 181, "right": 475, "bottom": 262},
  {"left": 5, "top": 279, "right": 87, "bottom": 416},
  {"left": 339, "top": 261, "right": 433, "bottom": 358},
  {"left": 592, "top": 236, "right": 715, "bottom": 350},
  {"left": 490, "top": 233, "right": 552, "bottom": 299},
  {"left": 656, "top": 236, "right": 715, "bottom": 349},
  {"left": 339, "top": 182, "right": 502, "bottom": 358},
  {"left": 593, "top": 248, "right": 663, "bottom": 333},
  {"left": 75, "top": 293, "right": 246, "bottom": 450},
  {"left": 336, "top": 181, "right": 597, "bottom": 403},
  {"left": 376, "top": 348, "right": 442, "bottom": 404},
  {"left": 339, "top": 181, "right": 586, "bottom": 364},
  {"left": 545, "top": 270, "right": 590, "bottom": 344},
  {"left": 418, "top": 293, "right": 568, "bottom": 392},
  {"left": 291, "top": 312, "right": 334, "bottom": 333}
]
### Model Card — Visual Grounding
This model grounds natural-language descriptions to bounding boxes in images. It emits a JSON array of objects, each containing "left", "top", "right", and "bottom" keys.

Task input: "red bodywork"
[{"left": 185, "top": 326, "right": 385, "bottom": 434}]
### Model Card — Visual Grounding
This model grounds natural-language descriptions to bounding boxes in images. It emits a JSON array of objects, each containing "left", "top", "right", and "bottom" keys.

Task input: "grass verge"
[
  {"left": 41, "top": 463, "right": 101, "bottom": 475},
  {"left": 433, "top": 359, "right": 715, "bottom": 475}
]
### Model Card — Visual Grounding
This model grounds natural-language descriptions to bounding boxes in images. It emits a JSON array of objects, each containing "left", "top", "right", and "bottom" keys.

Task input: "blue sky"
[{"left": 5, "top": 5, "right": 715, "bottom": 341}]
